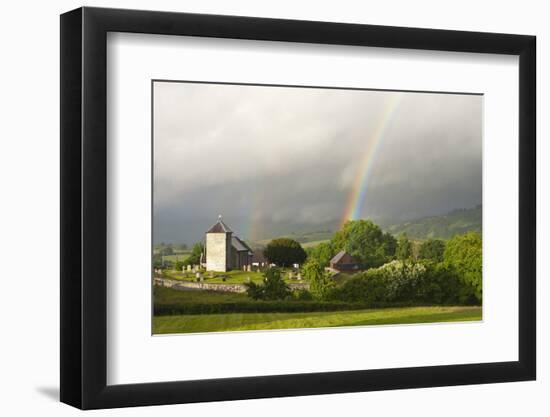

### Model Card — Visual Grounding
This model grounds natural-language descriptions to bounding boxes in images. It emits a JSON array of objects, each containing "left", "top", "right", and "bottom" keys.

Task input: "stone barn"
[
  {"left": 204, "top": 215, "right": 253, "bottom": 272},
  {"left": 329, "top": 250, "right": 360, "bottom": 272}
]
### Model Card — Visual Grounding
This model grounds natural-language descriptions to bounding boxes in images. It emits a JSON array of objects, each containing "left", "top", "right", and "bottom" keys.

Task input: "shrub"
[
  {"left": 444, "top": 232, "right": 482, "bottom": 302},
  {"left": 376, "top": 260, "right": 426, "bottom": 301},
  {"left": 329, "top": 260, "right": 480, "bottom": 306},
  {"left": 293, "top": 290, "right": 314, "bottom": 301},
  {"left": 329, "top": 271, "right": 387, "bottom": 303},
  {"left": 418, "top": 239, "right": 446, "bottom": 262},
  {"left": 302, "top": 259, "right": 335, "bottom": 300},
  {"left": 244, "top": 268, "right": 291, "bottom": 300},
  {"left": 154, "top": 298, "right": 400, "bottom": 316}
]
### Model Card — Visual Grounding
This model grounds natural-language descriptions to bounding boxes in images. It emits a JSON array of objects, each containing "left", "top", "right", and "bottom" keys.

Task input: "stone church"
[{"left": 204, "top": 216, "right": 253, "bottom": 272}]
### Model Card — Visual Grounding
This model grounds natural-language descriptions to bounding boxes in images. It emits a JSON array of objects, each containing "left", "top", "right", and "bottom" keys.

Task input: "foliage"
[
  {"left": 330, "top": 258, "right": 480, "bottom": 305},
  {"left": 381, "top": 232, "right": 398, "bottom": 258},
  {"left": 183, "top": 242, "right": 204, "bottom": 266},
  {"left": 153, "top": 253, "right": 163, "bottom": 268},
  {"left": 174, "top": 261, "right": 185, "bottom": 271},
  {"left": 153, "top": 286, "right": 439, "bottom": 316},
  {"left": 377, "top": 260, "right": 426, "bottom": 300},
  {"left": 305, "top": 241, "right": 336, "bottom": 268},
  {"left": 420, "top": 262, "right": 477, "bottom": 305},
  {"left": 396, "top": 233, "right": 413, "bottom": 261},
  {"left": 264, "top": 238, "right": 307, "bottom": 267},
  {"left": 302, "top": 260, "right": 335, "bottom": 300},
  {"left": 244, "top": 268, "right": 291, "bottom": 300},
  {"left": 419, "top": 239, "right": 446, "bottom": 262},
  {"left": 160, "top": 244, "right": 174, "bottom": 256},
  {"left": 444, "top": 231, "right": 482, "bottom": 301},
  {"left": 332, "top": 220, "right": 392, "bottom": 268},
  {"left": 293, "top": 290, "right": 314, "bottom": 301}
]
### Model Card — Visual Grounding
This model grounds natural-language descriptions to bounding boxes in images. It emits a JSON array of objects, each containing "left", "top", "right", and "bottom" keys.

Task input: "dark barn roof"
[{"left": 330, "top": 250, "right": 359, "bottom": 265}]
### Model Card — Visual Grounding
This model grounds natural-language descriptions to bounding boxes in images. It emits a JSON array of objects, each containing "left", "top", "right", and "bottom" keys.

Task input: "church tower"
[{"left": 205, "top": 215, "right": 233, "bottom": 272}]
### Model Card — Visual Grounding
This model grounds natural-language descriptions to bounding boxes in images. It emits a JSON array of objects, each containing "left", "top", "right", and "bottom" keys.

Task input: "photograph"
[{"left": 152, "top": 81, "right": 483, "bottom": 335}]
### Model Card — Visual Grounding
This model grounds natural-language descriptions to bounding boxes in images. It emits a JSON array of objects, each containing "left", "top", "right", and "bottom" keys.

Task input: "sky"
[{"left": 153, "top": 81, "right": 482, "bottom": 245}]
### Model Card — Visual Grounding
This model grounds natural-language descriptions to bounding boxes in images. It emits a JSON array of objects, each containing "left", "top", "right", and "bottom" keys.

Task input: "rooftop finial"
[{"left": 218, "top": 214, "right": 222, "bottom": 222}]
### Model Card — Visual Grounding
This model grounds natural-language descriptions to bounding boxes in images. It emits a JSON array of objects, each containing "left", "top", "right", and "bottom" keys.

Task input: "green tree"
[
  {"left": 381, "top": 232, "right": 398, "bottom": 258},
  {"left": 161, "top": 244, "right": 174, "bottom": 256},
  {"left": 418, "top": 239, "right": 445, "bottom": 262},
  {"left": 302, "top": 259, "right": 335, "bottom": 300},
  {"left": 444, "top": 232, "right": 482, "bottom": 301},
  {"left": 244, "top": 268, "right": 291, "bottom": 300},
  {"left": 174, "top": 261, "right": 185, "bottom": 271},
  {"left": 153, "top": 253, "right": 163, "bottom": 269},
  {"left": 264, "top": 238, "right": 307, "bottom": 267},
  {"left": 306, "top": 241, "right": 335, "bottom": 268},
  {"left": 332, "top": 220, "right": 388, "bottom": 268},
  {"left": 396, "top": 233, "right": 413, "bottom": 261},
  {"left": 184, "top": 242, "right": 204, "bottom": 266}
]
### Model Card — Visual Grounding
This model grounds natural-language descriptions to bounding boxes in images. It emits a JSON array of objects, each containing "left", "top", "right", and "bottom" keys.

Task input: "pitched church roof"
[
  {"left": 231, "top": 235, "right": 252, "bottom": 252},
  {"left": 206, "top": 215, "right": 233, "bottom": 233}
]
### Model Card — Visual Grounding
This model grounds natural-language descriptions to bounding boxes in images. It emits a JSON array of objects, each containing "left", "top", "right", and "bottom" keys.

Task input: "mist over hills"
[
  {"left": 381, "top": 204, "right": 482, "bottom": 240},
  {"left": 155, "top": 205, "right": 481, "bottom": 247},
  {"left": 246, "top": 204, "right": 482, "bottom": 248}
]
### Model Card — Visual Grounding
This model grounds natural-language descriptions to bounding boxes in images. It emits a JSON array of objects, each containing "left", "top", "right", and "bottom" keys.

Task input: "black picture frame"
[{"left": 60, "top": 6, "right": 536, "bottom": 410}]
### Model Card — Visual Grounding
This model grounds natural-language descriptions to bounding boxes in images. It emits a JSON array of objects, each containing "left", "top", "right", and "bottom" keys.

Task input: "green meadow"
[{"left": 153, "top": 306, "right": 482, "bottom": 334}]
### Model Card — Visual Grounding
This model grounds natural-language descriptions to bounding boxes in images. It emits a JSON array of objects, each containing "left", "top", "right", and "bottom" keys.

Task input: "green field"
[
  {"left": 159, "top": 252, "right": 191, "bottom": 263},
  {"left": 153, "top": 306, "right": 481, "bottom": 334},
  {"left": 301, "top": 239, "right": 330, "bottom": 248},
  {"left": 155, "top": 285, "right": 249, "bottom": 304}
]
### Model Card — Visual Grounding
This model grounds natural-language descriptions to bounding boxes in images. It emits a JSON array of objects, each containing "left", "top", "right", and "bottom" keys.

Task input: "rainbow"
[{"left": 339, "top": 93, "right": 403, "bottom": 229}]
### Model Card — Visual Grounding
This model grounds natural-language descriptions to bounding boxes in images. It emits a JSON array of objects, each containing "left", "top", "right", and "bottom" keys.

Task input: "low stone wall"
[
  {"left": 154, "top": 278, "right": 246, "bottom": 293},
  {"left": 154, "top": 278, "right": 309, "bottom": 293}
]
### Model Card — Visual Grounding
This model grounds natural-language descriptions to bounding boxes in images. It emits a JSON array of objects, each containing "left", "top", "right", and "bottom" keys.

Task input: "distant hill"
[
  {"left": 248, "top": 205, "right": 482, "bottom": 248},
  {"left": 384, "top": 205, "right": 482, "bottom": 240},
  {"left": 250, "top": 230, "right": 333, "bottom": 249}
]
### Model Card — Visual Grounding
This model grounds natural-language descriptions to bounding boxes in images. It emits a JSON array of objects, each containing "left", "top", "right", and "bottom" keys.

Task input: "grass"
[
  {"left": 155, "top": 285, "right": 248, "bottom": 304},
  {"left": 153, "top": 306, "right": 482, "bottom": 334},
  {"left": 160, "top": 253, "right": 191, "bottom": 263},
  {"left": 301, "top": 239, "right": 330, "bottom": 248}
]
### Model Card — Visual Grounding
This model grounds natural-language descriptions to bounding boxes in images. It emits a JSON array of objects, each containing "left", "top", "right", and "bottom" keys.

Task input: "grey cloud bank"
[{"left": 153, "top": 82, "right": 482, "bottom": 244}]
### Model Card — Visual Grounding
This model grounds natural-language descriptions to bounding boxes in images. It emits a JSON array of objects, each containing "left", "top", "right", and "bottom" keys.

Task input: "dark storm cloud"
[{"left": 153, "top": 82, "right": 482, "bottom": 244}]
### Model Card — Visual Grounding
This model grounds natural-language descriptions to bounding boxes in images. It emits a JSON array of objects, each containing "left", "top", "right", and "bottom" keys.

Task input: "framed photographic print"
[{"left": 60, "top": 6, "right": 536, "bottom": 410}]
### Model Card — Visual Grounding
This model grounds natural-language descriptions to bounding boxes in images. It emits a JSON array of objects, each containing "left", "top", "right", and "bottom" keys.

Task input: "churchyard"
[{"left": 153, "top": 218, "right": 483, "bottom": 334}]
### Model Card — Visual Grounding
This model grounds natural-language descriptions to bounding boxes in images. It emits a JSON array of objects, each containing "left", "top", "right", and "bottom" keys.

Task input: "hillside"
[
  {"left": 250, "top": 230, "right": 333, "bottom": 249},
  {"left": 248, "top": 205, "right": 482, "bottom": 248},
  {"left": 384, "top": 205, "right": 482, "bottom": 240}
]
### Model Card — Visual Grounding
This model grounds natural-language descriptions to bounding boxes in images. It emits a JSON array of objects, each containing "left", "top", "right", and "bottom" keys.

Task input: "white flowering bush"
[{"left": 375, "top": 260, "right": 426, "bottom": 300}]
